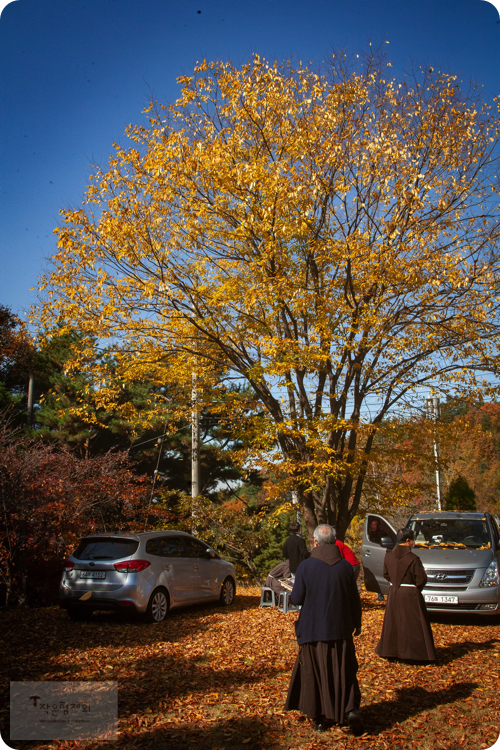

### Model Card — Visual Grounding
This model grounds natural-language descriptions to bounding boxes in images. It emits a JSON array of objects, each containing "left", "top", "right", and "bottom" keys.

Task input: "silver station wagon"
[
  {"left": 59, "top": 531, "right": 237, "bottom": 622},
  {"left": 362, "top": 511, "right": 500, "bottom": 615}
]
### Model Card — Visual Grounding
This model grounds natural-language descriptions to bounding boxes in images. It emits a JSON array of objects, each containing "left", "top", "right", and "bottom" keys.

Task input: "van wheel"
[
  {"left": 146, "top": 588, "right": 169, "bottom": 623},
  {"left": 219, "top": 577, "right": 235, "bottom": 606}
]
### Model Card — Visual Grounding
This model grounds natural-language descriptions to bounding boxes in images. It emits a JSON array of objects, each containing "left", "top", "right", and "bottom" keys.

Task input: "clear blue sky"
[{"left": 0, "top": 0, "right": 499, "bottom": 320}]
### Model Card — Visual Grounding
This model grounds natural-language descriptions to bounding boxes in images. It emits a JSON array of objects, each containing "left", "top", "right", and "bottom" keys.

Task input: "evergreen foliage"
[{"left": 444, "top": 474, "right": 477, "bottom": 512}]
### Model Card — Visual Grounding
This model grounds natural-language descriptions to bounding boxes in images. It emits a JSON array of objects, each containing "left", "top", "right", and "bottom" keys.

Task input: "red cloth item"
[{"left": 335, "top": 539, "right": 359, "bottom": 566}]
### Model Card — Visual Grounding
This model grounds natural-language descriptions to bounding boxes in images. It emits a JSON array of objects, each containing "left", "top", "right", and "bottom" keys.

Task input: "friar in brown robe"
[{"left": 375, "top": 528, "right": 436, "bottom": 662}]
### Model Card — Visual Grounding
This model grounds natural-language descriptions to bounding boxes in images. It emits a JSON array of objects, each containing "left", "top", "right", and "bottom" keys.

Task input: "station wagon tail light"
[
  {"left": 114, "top": 560, "right": 151, "bottom": 573},
  {"left": 479, "top": 560, "right": 499, "bottom": 588},
  {"left": 63, "top": 559, "right": 74, "bottom": 572}
]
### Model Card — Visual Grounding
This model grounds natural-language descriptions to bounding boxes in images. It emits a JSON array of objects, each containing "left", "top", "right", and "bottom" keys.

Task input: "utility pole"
[
  {"left": 143, "top": 420, "right": 168, "bottom": 532},
  {"left": 191, "top": 372, "right": 200, "bottom": 535},
  {"left": 27, "top": 373, "right": 34, "bottom": 427},
  {"left": 426, "top": 396, "right": 442, "bottom": 511}
]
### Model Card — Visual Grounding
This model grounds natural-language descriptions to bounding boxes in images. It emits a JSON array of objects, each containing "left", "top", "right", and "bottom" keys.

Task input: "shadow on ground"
[
  {"left": 436, "top": 637, "right": 499, "bottom": 665},
  {"left": 3, "top": 683, "right": 480, "bottom": 750},
  {"left": 361, "top": 681, "right": 478, "bottom": 734},
  {"left": 0, "top": 592, "right": 262, "bottom": 661},
  {"left": 3, "top": 715, "right": 284, "bottom": 750}
]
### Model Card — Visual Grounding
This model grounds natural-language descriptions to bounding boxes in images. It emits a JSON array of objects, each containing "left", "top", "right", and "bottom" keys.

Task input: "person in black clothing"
[
  {"left": 284, "top": 524, "right": 363, "bottom": 735},
  {"left": 283, "top": 521, "right": 309, "bottom": 575}
]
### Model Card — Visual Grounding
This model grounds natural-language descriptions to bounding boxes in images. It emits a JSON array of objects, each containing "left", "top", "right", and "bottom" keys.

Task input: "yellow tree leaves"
[{"left": 34, "top": 53, "right": 500, "bottom": 539}]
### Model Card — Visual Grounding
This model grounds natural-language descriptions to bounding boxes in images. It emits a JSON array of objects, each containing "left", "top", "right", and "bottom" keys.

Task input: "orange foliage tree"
[
  {"left": 441, "top": 403, "right": 500, "bottom": 513},
  {"left": 36, "top": 53, "right": 500, "bottom": 541}
]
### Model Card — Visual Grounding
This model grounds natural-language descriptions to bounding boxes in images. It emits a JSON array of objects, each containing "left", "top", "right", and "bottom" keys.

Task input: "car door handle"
[
  {"left": 194, "top": 566, "right": 199, "bottom": 571},
  {"left": 163, "top": 565, "right": 171, "bottom": 571},
  {"left": 364, "top": 550, "right": 371, "bottom": 556}
]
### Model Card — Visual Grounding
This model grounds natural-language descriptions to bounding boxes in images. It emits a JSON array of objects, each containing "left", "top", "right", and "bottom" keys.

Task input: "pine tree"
[{"left": 444, "top": 475, "right": 476, "bottom": 512}]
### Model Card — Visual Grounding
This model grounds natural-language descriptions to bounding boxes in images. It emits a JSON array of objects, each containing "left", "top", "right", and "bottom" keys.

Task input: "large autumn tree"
[{"left": 36, "top": 53, "right": 500, "bottom": 541}]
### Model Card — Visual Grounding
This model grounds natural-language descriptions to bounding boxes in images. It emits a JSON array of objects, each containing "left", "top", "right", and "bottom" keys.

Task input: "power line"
[{"left": 129, "top": 424, "right": 190, "bottom": 451}]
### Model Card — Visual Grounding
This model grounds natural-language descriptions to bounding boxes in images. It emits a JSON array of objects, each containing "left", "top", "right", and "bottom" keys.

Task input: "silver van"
[
  {"left": 59, "top": 531, "right": 237, "bottom": 622},
  {"left": 362, "top": 511, "right": 500, "bottom": 615}
]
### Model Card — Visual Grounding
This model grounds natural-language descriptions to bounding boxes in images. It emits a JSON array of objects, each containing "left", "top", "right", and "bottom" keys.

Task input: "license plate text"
[{"left": 424, "top": 594, "right": 458, "bottom": 604}]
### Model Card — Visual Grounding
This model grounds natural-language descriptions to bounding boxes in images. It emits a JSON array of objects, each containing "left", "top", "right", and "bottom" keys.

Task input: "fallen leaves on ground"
[{"left": 0, "top": 589, "right": 499, "bottom": 749}]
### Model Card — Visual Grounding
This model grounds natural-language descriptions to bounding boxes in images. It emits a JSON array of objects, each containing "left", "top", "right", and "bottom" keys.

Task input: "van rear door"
[{"left": 362, "top": 514, "right": 398, "bottom": 595}]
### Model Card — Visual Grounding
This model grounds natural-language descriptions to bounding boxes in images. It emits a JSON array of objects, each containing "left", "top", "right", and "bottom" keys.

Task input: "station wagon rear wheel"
[
  {"left": 146, "top": 587, "right": 169, "bottom": 623},
  {"left": 219, "top": 577, "right": 235, "bottom": 606}
]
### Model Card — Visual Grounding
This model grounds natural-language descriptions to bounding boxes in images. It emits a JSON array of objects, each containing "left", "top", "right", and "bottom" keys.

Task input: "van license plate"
[
  {"left": 424, "top": 594, "right": 458, "bottom": 604},
  {"left": 80, "top": 571, "right": 106, "bottom": 579}
]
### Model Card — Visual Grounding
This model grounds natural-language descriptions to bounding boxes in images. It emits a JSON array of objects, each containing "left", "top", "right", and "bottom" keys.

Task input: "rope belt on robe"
[{"left": 389, "top": 583, "right": 416, "bottom": 587}]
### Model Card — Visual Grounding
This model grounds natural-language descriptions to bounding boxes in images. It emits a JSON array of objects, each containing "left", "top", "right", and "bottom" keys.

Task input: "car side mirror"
[
  {"left": 206, "top": 549, "right": 217, "bottom": 558},
  {"left": 381, "top": 536, "right": 395, "bottom": 549}
]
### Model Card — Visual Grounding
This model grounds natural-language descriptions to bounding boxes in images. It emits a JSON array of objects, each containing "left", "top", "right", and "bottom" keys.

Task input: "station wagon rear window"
[
  {"left": 72, "top": 537, "right": 139, "bottom": 560},
  {"left": 145, "top": 536, "right": 189, "bottom": 557},
  {"left": 408, "top": 519, "right": 491, "bottom": 549}
]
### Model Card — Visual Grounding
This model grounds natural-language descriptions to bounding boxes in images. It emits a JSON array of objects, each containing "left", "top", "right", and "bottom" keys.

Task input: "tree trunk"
[
  {"left": 298, "top": 487, "right": 316, "bottom": 547},
  {"left": 3, "top": 565, "right": 12, "bottom": 607}
]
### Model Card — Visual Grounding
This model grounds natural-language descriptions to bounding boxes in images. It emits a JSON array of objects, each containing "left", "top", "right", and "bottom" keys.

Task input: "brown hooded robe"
[{"left": 375, "top": 545, "right": 436, "bottom": 662}]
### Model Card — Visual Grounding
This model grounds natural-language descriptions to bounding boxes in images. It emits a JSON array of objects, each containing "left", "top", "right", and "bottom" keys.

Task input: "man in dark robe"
[
  {"left": 283, "top": 521, "right": 309, "bottom": 575},
  {"left": 375, "top": 528, "right": 436, "bottom": 662},
  {"left": 284, "top": 524, "right": 363, "bottom": 735}
]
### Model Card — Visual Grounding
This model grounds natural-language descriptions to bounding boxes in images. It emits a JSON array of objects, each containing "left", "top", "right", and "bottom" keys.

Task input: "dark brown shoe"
[{"left": 347, "top": 710, "right": 363, "bottom": 736}]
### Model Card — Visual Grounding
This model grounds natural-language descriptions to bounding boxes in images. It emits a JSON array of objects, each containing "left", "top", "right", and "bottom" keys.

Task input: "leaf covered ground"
[{"left": 1, "top": 589, "right": 499, "bottom": 750}]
